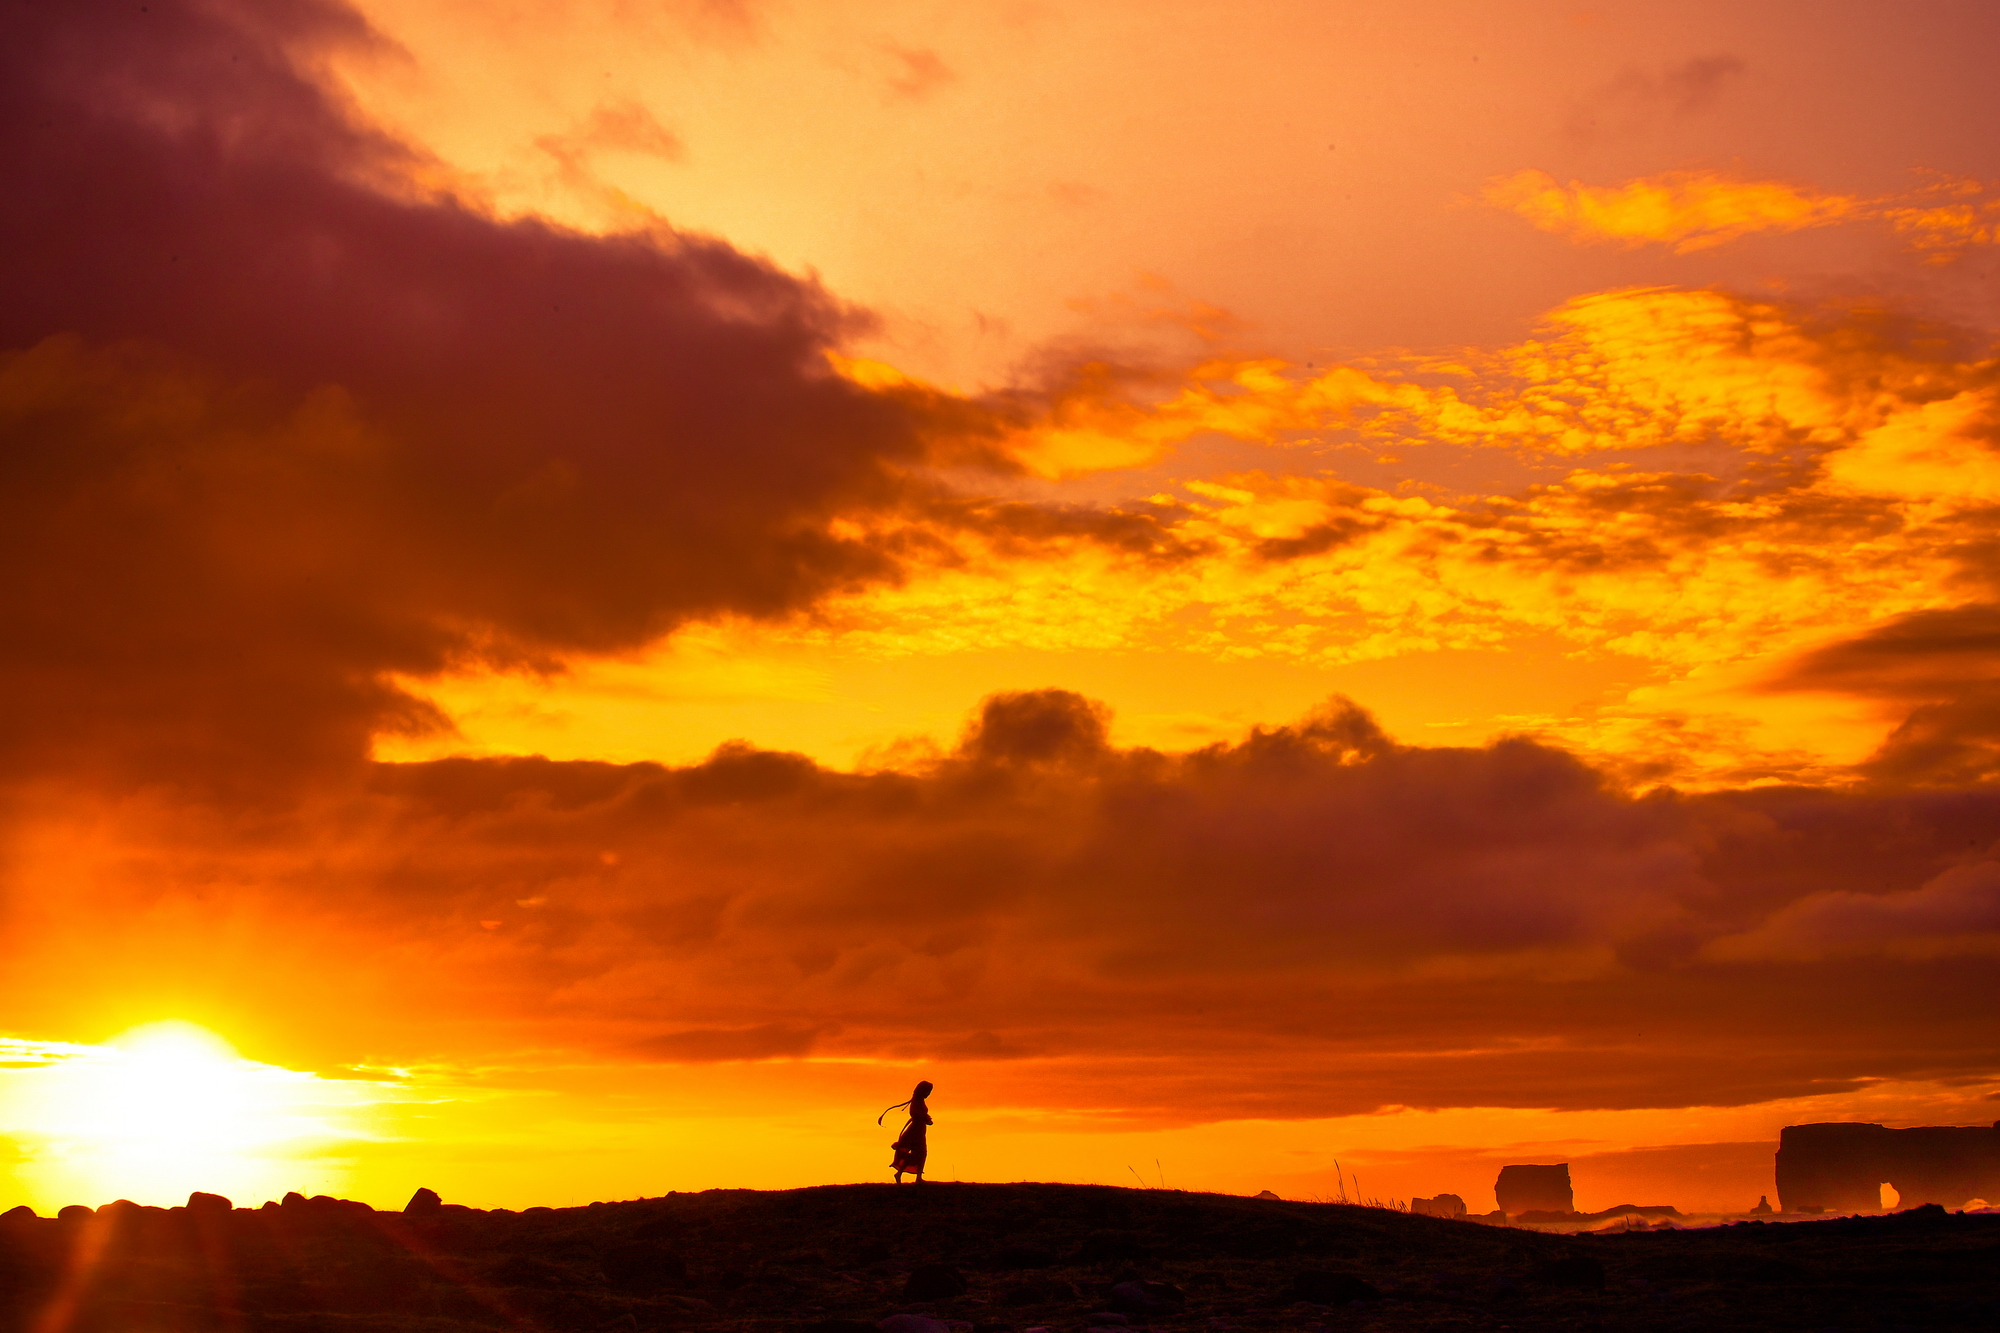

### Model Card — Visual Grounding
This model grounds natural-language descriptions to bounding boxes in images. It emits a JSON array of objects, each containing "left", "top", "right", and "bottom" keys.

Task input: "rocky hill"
[{"left": 3, "top": 1182, "right": 1997, "bottom": 1332}]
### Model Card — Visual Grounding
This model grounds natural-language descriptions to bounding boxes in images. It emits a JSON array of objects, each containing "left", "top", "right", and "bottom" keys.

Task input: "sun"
[
  {"left": 2, "top": 1020, "right": 375, "bottom": 1210},
  {"left": 62, "top": 1021, "right": 267, "bottom": 1152}
]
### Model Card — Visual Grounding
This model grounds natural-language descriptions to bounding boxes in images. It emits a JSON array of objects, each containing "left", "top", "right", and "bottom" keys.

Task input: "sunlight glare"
[{"left": 1, "top": 1021, "right": 388, "bottom": 1210}]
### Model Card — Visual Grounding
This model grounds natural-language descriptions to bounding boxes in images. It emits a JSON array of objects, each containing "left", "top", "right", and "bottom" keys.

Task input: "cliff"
[{"left": 1775, "top": 1122, "right": 2000, "bottom": 1212}]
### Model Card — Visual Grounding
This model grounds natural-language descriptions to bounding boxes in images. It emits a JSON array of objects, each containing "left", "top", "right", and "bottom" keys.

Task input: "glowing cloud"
[
  {"left": 1484, "top": 169, "right": 1857, "bottom": 252},
  {"left": 1485, "top": 169, "right": 2000, "bottom": 260}
]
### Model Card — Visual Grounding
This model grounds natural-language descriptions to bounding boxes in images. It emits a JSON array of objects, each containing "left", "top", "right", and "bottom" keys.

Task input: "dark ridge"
[{"left": 1, "top": 1182, "right": 1998, "bottom": 1332}]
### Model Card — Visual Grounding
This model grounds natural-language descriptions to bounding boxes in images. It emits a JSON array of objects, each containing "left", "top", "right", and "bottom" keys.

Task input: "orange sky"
[{"left": 3, "top": 0, "right": 1999, "bottom": 1219}]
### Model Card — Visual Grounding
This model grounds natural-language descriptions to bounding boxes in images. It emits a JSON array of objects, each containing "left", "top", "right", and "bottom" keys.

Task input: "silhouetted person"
[{"left": 880, "top": 1080, "right": 934, "bottom": 1183}]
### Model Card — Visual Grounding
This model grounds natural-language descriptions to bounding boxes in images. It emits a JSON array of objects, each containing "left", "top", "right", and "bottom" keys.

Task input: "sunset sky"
[{"left": 4, "top": 0, "right": 2000, "bottom": 1219}]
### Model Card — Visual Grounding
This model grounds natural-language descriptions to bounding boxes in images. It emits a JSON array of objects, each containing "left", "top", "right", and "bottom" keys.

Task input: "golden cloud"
[
  {"left": 1485, "top": 169, "right": 2000, "bottom": 262},
  {"left": 1483, "top": 169, "right": 1857, "bottom": 252}
]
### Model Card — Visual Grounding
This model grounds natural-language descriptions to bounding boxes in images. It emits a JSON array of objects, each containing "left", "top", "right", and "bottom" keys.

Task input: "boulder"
[
  {"left": 1494, "top": 1164, "right": 1573, "bottom": 1216},
  {"left": 1749, "top": 1195, "right": 1774, "bottom": 1215},
  {"left": 1253, "top": 1189, "right": 1281, "bottom": 1200},
  {"left": 56, "top": 1206, "right": 93, "bottom": 1223},
  {"left": 403, "top": 1187, "right": 443, "bottom": 1215},
  {"left": 1410, "top": 1194, "right": 1466, "bottom": 1218},
  {"left": 186, "top": 1192, "right": 232, "bottom": 1215}
]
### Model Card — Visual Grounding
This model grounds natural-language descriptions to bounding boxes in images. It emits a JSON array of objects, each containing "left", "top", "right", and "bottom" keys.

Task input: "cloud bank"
[{"left": 3, "top": 0, "right": 1999, "bottom": 1149}]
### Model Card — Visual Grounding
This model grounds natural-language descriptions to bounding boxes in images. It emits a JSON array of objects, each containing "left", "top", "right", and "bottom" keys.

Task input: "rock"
[
  {"left": 1576, "top": 1204, "right": 1680, "bottom": 1223},
  {"left": 1253, "top": 1189, "right": 1281, "bottom": 1200},
  {"left": 404, "top": 1187, "right": 442, "bottom": 1215},
  {"left": 1495, "top": 1164, "right": 1573, "bottom": 1216},
  {"left": 878, "top": 1315, "right": 949, "bottom": 1333},
  {"left": 56, "top": 1205, "right": 93, "bottom": 1223},
  {"left": 904, "top": 1263, "right": 969, "bottom": 1301},
  {"left": 1534, "top": 1256, "right": 1604, "bottom": 1290},
  {"left": 186, "top": 1191, "right": 232, "bottom": 1215},
  {"left": 1, "top": 1205, "right": 37, "bottom": 1224},
  {"left": 280, "top": 1192, "right": 308, "bottom": 1209},
  {"left": 1284, "top": 1272, "right": 1380, "bottom": 1305},
  {"left": 1410, "top": 1194, "right": 1467, "bottom": 1218},
  {"left": 1775, "top": 1120, "right": 2000, "bottom": 1212},
  {"left": 1749, "top": 1195, "right": 1775, "bottom": 1215}
]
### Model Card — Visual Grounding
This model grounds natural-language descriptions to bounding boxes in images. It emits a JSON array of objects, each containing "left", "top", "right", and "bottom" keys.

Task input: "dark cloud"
[
  {"left": 1766, "top": 605, "right": 2000, "bottom": 785},
  {"left": 1565, "top": 55, "right": 1746, "bottom": 142},
  {"left": 1775, "top": 605, "right": 2000, "bottom": 696},
  {"left": 0, "top": 0, "right": 997, "bottom": 791},
  {"left": 21, "top": 690, "right": 1994, "bottom": 1119}
]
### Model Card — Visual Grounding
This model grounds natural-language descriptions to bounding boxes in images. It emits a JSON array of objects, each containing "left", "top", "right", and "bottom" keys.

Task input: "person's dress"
[{"left": 891, "top": 1100, "right": 931, "bottom": 1175}]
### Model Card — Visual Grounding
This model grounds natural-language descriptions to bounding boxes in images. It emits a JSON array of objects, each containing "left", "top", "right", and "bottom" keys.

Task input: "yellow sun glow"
[{"left": 0, "top": 1022, "right": 386, "bottom": 1211}]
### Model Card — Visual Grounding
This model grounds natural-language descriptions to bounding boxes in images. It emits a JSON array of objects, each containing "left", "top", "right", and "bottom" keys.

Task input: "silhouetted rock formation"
[
  {"left": 0, "top": 1181, "right": 1997, "bottom": 1332},
  {"left": 1517, "top": 1204, "right": 1680, "bottom": 1224},
  {"left": 1749, "top": 1195, "right": 1774, "bottom": 1215},
  {"left": 405, "top": 1187, "right": 443, "bottom": 1215},
  {"left": 1494, "top": 1164, "right": 1573, "bottom": 1216},
  {"left": 1410, "top": 1194, "right": 1467, "bottom": 1218},
  {"left": 1776, "top": 1121, "right": 2000, "bottom": 1212}
]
